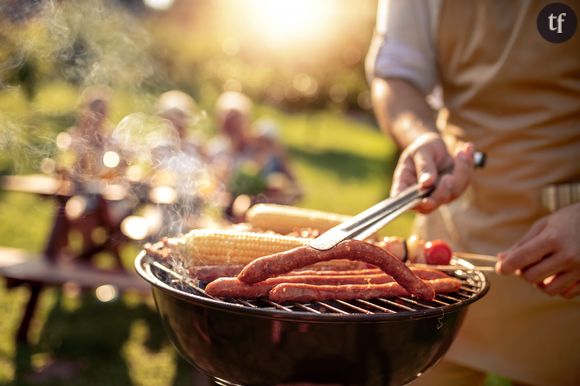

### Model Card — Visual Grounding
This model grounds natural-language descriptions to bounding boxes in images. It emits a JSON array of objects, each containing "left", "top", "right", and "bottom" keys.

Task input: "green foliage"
[
  {"left": 228, "top": 161, "right": 268, "bottom": 196},
  {"left": 486, "top": 374, "right": 513, "bottom": 386},
  {"left": 255, "top": 105, "right": 414, "bottom": 236},
  {"left": 1, "top": 0, "right": 377, "bottom": 112},
  {"left": 0, "top": 193, "right": 52, "bottom": 250}
]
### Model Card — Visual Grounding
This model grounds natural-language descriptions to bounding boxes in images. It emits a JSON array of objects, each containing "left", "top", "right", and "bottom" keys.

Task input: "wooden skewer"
[
  {"left": 409, "top": 263, "right": 496, "bottom": 272},
  {"left": 454, "top": 252, "right": 497, "bottom": 263},
  {"left": 408, "top": 252, "right": 498, "bottom": 272}
]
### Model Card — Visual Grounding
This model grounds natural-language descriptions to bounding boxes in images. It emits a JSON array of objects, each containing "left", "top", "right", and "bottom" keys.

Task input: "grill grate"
[{"left": 145, "top": 257, "right": 488, "bottom": 317}]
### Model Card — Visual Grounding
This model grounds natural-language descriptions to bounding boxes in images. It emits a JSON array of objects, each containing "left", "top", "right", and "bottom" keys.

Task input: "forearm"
[{"left": 371, "top": 78, "right": 438, "bottom": 149}]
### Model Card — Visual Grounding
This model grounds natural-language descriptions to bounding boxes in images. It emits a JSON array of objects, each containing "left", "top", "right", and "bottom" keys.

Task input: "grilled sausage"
[
  {"left": 188, "top": 264, "right": 245, "bottom": 282},
  {"left": 206, "top": 268, "right": 450, "bottom": 299},
  {"left": 297, "top": 259, "right": 372, "bottom": 271},
  {"left": 189, "top": 263, "right": 448, "bottom": 284},
  {"left": 205, "top": 274, "right": 396, "bottom": 298},
  {"left": 269, "top": 277, "right": 462, "bottom": 303},
  {"left": 205, "top": 278, "right": 273, "bottom": 298},
  {"left": 289, "top": 267, "right": 449, "bottom": 280},
  {"left": 237, "top": 239, "right": 435, "bottom": 300}
]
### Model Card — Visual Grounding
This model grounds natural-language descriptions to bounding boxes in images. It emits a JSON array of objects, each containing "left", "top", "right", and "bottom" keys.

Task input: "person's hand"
[
  {"left": 496, "top": 202, "right": 580, "bottom": 299},
  {"left": 390, "top": 132, "right": 475, "bottom": 213}
]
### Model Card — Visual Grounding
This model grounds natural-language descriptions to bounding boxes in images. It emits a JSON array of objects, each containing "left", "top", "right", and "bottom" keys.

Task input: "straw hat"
[
  {"left": 157, "top": 90, "right": 198, "bottom": 117},
  {"left": 215, "top": 91, "right": 252, "bottom": 116}
]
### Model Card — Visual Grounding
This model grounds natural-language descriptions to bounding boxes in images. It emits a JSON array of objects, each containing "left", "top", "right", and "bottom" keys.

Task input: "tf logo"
[{"left": 537, "top": 2, "right": 577, "bottom": 43}]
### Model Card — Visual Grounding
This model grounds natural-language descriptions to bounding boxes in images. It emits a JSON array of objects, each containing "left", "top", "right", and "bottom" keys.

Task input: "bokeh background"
[{"left": 0, "top": 1, "right": 508, "bottom": 385}]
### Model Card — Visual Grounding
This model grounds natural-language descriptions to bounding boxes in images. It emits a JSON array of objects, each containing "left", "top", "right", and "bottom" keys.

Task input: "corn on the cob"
[
  {"left": 246, "top": 204, "right": 351, "bottom": 234},
  {"left": 176, "top": 229, "right": 309, "bottom": 266}
]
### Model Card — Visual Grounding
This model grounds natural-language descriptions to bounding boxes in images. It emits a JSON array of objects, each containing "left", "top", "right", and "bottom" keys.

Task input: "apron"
[{"left": 414, "top": 1, "right": 580, "bottom": 385}]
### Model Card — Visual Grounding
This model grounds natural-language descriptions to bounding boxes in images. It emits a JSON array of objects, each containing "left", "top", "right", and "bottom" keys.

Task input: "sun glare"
[
  {"left": 242, "top": 0, "right": 336, "bottom": 47},
  {"left": 144, "top": 0, "right": 175, "bottom": 11}
]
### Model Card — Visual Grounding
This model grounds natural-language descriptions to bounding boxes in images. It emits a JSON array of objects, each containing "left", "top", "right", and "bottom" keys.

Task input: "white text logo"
[{"left": 548, "top": 12, "right": 567, "bottom": 33}]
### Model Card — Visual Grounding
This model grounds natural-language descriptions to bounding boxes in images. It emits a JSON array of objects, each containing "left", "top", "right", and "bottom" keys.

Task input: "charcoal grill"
[{"left": 135, "top": 250, "right": 489, "bottom": 386}]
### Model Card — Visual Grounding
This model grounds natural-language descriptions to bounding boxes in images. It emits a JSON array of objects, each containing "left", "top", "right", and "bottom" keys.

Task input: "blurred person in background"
[
  {"left": 251, "top": 118, "right": 302, "bottom": 205},
  {"left": 209, "top": 91, "right": 302, "bottom": 220},
  {"left": 208, "top": 90, "right": 255, "bottom": 168},
  {"left": 57, "top": 85, "right": 121, "bottom": 181},
  {"left": 54, "top": 86, "right": 127, "bottom": 263},
  {"left": 148, "top": 90, "right": 213, "bottom": 237},
  {"left": 367, "top": 1, "right": 579, "bottom": 386},
  {"left": 155, "top": 90, "right": 206, "bottom": 162},
  {"left": 208, "top": 91, "right": 260, "bottom": 220}
]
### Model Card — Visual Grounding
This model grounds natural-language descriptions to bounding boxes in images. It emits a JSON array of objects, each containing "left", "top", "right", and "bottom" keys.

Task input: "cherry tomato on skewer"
[{"left": 424, "top": 240, "right": 453, "bottom": 265}]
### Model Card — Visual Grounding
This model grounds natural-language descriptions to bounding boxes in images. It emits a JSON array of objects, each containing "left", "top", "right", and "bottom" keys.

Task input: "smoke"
[
  {"left": 39, "top": 0, "right": 158, "bottom": 88},
  {"left": 0, "top": 0, "right": 222, "bottom": 238},
  {"left": 112, "top": 112, "right": 225, "bottom": 238},
  {"left": 1, "top": 0, "right": 160, "bottom": 89},
  {"left": 0, "top": 0, "right": 164, "bottom": 170},
  {"left": 0, "top": 113, "right": 58, "bottom": 174}
]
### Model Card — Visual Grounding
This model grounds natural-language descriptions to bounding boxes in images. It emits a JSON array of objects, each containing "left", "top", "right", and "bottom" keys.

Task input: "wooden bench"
[
  {"left": 0, "top": 247, "right": 149, "bottom": 290},
  {"left": 1, "top": 175, "right": 154, "bottom": 346},
  {"left": 0, "top": 247, "right": 150, "bottom": 345}
]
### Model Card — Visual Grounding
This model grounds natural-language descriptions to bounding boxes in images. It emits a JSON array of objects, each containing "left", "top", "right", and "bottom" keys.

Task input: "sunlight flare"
[{"left": 242, "top": 0, "right": 336, "bottom": 47}]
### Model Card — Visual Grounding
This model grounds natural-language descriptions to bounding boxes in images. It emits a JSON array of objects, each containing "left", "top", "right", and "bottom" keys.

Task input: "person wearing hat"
[
  {"left": 156, "top": 90, "right": 205, "bottom": 160},
  {"left": 210, "top": 91, "right": 255, "bottom": 162},
  {"left": 366, "top": 1, "right": 580, "bottom": 385}
]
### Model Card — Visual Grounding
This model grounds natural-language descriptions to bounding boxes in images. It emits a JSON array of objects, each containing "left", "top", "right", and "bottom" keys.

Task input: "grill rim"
[{"left": 135, "top": 250, "right": 490, "bottom": 323}]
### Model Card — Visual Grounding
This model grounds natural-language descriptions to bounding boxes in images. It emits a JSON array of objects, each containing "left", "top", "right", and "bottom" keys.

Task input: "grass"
[
  {"left": 0, "top": 84, "right": 509, "bottom": 385},
  {"left": 255, "top": 105, "right": 414, "bottom": 235}
]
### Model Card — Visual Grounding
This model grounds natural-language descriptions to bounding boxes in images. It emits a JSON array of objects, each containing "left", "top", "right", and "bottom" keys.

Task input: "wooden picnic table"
[
  {"left": 0, "top": 174, "right": 71, "bottom": 196},
  {"left": 0, "top": 174, "right": 130, "bottom": 200},
  {"left": 0, "top": 174, "right": 151, "bottom": 345},
  {"left": 0, "top": 247, "right": 148, "bottom": 290}
]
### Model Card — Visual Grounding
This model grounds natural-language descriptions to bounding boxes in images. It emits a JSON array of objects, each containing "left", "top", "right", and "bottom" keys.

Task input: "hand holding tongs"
[{"left": 309, "top": 152, "right": 487, "bottom": 252}]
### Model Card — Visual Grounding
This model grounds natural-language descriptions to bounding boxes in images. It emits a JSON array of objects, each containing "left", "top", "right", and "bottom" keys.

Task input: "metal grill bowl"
[{"left": 135, "top": 251, "right": 489, "bottom": 386}]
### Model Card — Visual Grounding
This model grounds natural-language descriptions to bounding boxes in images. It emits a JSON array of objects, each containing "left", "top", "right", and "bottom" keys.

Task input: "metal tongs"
[{"left": 310, "top": 152, "right": 486, "bottom": 251}]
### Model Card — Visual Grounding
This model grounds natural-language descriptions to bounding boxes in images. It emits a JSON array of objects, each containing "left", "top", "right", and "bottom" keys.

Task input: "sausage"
[
  {"left": 188, "top": 265, "right": 245, "bottom": 282},
  {"left": 270, "top": 282, "right": 408, "bottom": 302},
  {"left": 190, "top": 263, "right": 448, "bottom": 285},
  {"left": 288, "top": 268, "right": 383, "bottom": 276},
  {"left": 205, "top": 274, "right": 397, "bottom": 298},
  {"left": 289, "top": 267, "right": 449, "bottom": 280},
  {"left": 409, "top": 267, "right": 450, "bottom": 280},
  {"left": 429, "top": 277, "right": 463, "bottom": 293},
  {"left": 237, "top": 239, "right": 435, "bottom": 300},
  {"left": 206, "top": 268, "right": 450, "bottom": 299},
  {"left": 205, "top": 278, "right": 273, "bottom": 298},
  {"left": 189, "top": 265, "right": 377, "bottom": 283},
  {"left": 269, "top": 278, "right": 462, "bottom": 303},
  {"left": 298, "top": 259, "right": 372, "bottom": 271}
]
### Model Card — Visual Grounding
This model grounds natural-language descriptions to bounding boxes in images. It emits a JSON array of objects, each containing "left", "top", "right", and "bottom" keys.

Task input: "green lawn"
[{"left": 0, "top": 84, "right": 508, "bottom": 385}]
